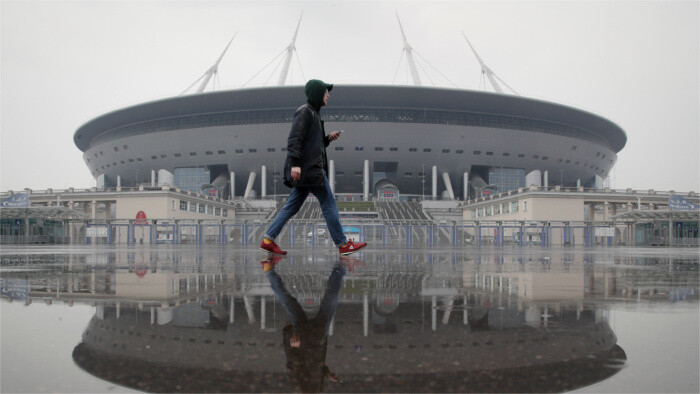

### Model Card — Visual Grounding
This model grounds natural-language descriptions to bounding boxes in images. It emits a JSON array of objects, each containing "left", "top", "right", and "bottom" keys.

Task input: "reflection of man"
[{"left": 261, "top": 257, "right": 344, "bottom": 392}]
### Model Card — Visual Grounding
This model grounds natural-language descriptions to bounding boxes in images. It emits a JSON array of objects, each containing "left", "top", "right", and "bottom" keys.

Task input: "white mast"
[
  {"left": 277, "top": 13, "right": 303, "bottom": 86},
  {"left": 396, "top": 12, "right": 422, "bottom": 86},
  {"left": 461, "top": 32, "right": 519, "bottom": 95},
  {"left": 182, "top": 33, "right": 237, "bottom": 94}
]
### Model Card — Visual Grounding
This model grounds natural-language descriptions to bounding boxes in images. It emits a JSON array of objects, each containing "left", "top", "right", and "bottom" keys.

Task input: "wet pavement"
[{"left": 1, "top": 245, "right": 698, "bottom": 393}]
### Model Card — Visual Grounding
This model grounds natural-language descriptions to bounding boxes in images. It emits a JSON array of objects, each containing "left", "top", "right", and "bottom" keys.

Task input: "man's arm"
[{"left": 287, "top": 107, "right": 311, "bottom": 168}]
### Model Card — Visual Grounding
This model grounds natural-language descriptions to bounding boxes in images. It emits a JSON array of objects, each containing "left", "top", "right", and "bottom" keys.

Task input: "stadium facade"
[{"left": 74, "top": 84, "right": 626, "bottom": 200}]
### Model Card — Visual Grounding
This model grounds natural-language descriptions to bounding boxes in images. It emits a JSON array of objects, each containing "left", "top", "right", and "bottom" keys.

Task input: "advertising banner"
[
  {"left": 86, "top": 227, "right": 108, "bottom": 237},
  {"left": 0, "top": 193, "right": 30, "bottom": 208},
  {"left": 669, "top": 195, "right": 698, "bottom": 211}
]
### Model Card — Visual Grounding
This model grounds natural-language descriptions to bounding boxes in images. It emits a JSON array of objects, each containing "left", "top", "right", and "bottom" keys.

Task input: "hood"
[{"left": 304, "top": 79, "right": 333, "bottom": 112}]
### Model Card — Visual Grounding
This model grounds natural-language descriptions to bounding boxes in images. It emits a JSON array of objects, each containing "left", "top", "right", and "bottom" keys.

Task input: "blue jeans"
[
  {"left": 267, "top": 264, "right": 346, "bottom": 337},
  {"left": 265, "top": 177, "right": 347, "bottom": 246}
]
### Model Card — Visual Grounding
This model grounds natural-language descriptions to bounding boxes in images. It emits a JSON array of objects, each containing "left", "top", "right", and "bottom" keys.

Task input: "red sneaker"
[
  {"left": 260, "top": 239, "right": 287, "bottom": 255},
  {"left": 339, "top": 240, "right": 367, "bottom": 255}
]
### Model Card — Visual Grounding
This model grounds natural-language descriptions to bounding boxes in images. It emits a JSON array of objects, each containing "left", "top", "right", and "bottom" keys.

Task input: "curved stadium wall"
[{"left": 75, "top": 85, "right": 626, "bottom": 199}]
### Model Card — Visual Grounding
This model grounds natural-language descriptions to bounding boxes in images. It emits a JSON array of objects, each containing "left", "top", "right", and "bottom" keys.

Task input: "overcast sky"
[{"left": 1, "top": 1, "right": 698, "bottom": 192}]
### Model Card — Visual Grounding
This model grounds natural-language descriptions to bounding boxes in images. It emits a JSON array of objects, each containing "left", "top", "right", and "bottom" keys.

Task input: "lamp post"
[{"left": 558, "top": 169, "right": 564, "bottom": 187}]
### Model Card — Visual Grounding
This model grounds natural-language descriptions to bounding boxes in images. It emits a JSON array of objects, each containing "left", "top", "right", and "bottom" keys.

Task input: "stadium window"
[
  {"left": 375, "top": 147, "right": 384, "bottom": 151},
  {"left": 337, "top": 171, "right": 344, "bottom": 176},
  {"left": 189, "top": 152, "right": 197, "bottom": 156},
  {"left": 404, "top": 172, "right": 413, "bottom": 176},
  {"left": 335, "top": 147, "right": 344, "bottom": 151},
  {"left": 390, "top": 147, "right": 398, "bottom": 151},
  {"left": 137, "top": 158, "right": 143, "bottom": 161},
  {"left": 215, "top": 207, "right": 221, "bottom": 216},
  {"left": 180, "top": 200, "right": 187, "bottom": 211},
  {"left": 206, "top": 151, "right": 213, "bottom": 155},
  {"left": 120, "top": 160, "right": 125, "bottom": 164},
  {"left": 207, "top": 205, "right": 213, "bottom": 214},
  {"left": 418, "top": 172, "right": 425, "bottom": 177},
  {"left": 473, "top": 150, "right": 481, "bottom": 155},
  {"left": 502, "top": 152, "right": 510, "bottom": 156},
  {"left": 532, "top": 155, "right": 539, "bottom": 159},
  {"left": 235, "top": 149, "right": 243, "bottom": 153},
  {"left": 100, "top": 151, "right": 103, "bottom": 156},
  {"left": 575, "top": 161, "right": 579, "bottom": 165},
  {"left": 601, "top": 154, "right": 606, "bottom": 159},
  {"left": 94, "top": 153, "right": 98, "bottom": 158},
  {"left": 267, "top": 148, "right": 275, "bottom": 152},
  {"left": 354, "top": 171, "right": 362, "bottom": 176},
  {"left": 409, "top": 148, "right": 417, "bottom": 152},
  {"left": 542, "top": 156, "right": 548, "bottom": 160},
  {"left": 423, "top": 148, "right": 431, "bottom": 152},
  {"left": 571, "top": 145, "right": 577, "bottom": 151},
  {"left": 106, "top": 164, "right": 110, "bottom": 168},
  {"left": 112, "top": 162, "right": 116, "bottom": 166},
  {"left": 596, "top": 152, "right": 601, "bottom": 157},
  {"left": 248, "top": 149, "right": 257, "bottom": 153},
  {"left": 101, "top": 166, "right": 105, "bottom": 169},
  {"left": 485, "top": 151, "right": 493, "bottom": 156},
  {"left": 174, "top": 153, "right": 182, "bottom": 157},
  {"left": 565, "top": 160, "right": 571, "bottom": 163},
  {"left": 442, "top": 149, "right": 450, "bottom": 153},
  {"left": 122, "top": 145, "right": 128, "bottom": 150},
  {"left": 199, "top": 204, "right": 205, "bottom": 214},
  {"left": 281, "top": 148, "right": 287, "bottom": 151},
  {"left": 456, "top": 150, "right": 464, "bottom": 154},
  {"left": 189, "top": 202, "right": 196, "bottom": 212},
  {"left": 223, "top": 209, "right": 228, "bottom": 217},
  {"left": 557, "top": 158, "right": 563, "bottom": 162},
  {"left": 355, "top": 147, "right": 364, "bottom": 151},
  {"left": 114, "top": 146, "right": 119, "bottom": 152},
  {"left": 86, "top": 159, "right": 91, "bottom": 163},
  {"left": 160, "top": 154, "right": 167, "bottom": 159},
  {"left": 218, "top": 150, "right": 226, "bottom": 154}
]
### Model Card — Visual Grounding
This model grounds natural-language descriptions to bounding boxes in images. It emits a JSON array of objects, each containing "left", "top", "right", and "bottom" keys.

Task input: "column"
[
  {"left": 603, "top": 202, "right": 609, "bottom": 222},
  {"left": 260, "top": 296, "right": 266, "bottom": 330},
  {"left": 261, "top": 165, "right": 267, "bottom": 198},
  {"left": 244, "top": 172, "right": 256, "bottom": 199},
  {"left": 230, "top": 171, "right": 235, "bottom": 199},
  {"left": 329, "top": 159, "right": 335, "bottom": 194},
  {"left": 588, "top": 203, "right": 596, "bottom": 222},
  {"left": 543, "top": 170, "right": 549, "bottom": 188},
  {"left": 442, "top": 172, "right": 454, "bottom": 200},
  {"left": 363, "top": 160, "right": 369, "bottom": 201},
  {"left": 151, "top": 170, "right": 156, "bottom": 187},
  {"left": 229, "top": 294, "right": 235, "bottom": 323},
  {"left": 432, "top": 165, "right": 438, "bottom": 200},
  {"left": 463, "top": 172, "right": 469, "bottom": 201},
  {"left": 362, "top": 291, "right": 369, "bottom": 337},
  {"left": 91, "top": 200, "right": 97, "bottom": 220},
  {"left": 116, "top": 175, "right": 121, "bottom": 188}
]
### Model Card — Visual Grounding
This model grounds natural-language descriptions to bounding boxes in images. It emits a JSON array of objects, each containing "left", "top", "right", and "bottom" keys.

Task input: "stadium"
[
  {"left": 74, "top": 84, "right": 625, "bottom": 200},
  {"left": 73, "top": 19, "right": 626, "bottom": 202}
]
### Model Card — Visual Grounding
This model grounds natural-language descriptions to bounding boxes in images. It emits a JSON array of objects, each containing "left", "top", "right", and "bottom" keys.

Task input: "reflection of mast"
[
  {"left": 461, "top": 31, "right": 518, "bottom": 95},
  {"left": 182, "top": 33, "right": 237, "bottom": 94},
  {"left": 396, "top": 12, "right": 421, "bottom": 86},
  {"left": 277, "top": 12, "right": 303, "bottom": 86}
]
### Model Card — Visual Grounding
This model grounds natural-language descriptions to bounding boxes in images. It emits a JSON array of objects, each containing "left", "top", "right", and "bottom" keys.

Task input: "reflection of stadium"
[
  {"left": 75, "top": 85, "right": 625, "bottom": 199},
  {"left": 10, "top": 249, "right": 700, "bottom": 391}
]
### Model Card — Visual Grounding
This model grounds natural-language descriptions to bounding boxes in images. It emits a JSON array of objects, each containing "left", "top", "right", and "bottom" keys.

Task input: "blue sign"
[
  {"left": 1, "top": 278, "right": 29, "bottom": 300},
  {"left": 669, "top": 195, "right": 698, "bottom": 211},
  {"left": 342, "top": 226, "right": 360, "bottom": 233},
  {"left": 0, "top": 193, "right": 29, "bottom": 208}
]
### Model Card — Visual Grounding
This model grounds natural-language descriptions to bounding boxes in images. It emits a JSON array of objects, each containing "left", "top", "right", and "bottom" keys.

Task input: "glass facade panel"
[
  {"left": 488, "top": 168, "right": 525, "bottom": 194},
  {"left": 174, "top": 167, "right": 210, "bottom": 194}
]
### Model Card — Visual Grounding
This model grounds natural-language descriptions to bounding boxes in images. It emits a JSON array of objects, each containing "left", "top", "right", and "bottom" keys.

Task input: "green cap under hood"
[{"left": 304, "top": 79, "right": 333, "bottom": 112}]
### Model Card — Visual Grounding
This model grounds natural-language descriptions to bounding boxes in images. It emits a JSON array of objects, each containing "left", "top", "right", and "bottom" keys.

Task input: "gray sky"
[{"left": 1, "top": 1, "right": 698, "bottom": 192}]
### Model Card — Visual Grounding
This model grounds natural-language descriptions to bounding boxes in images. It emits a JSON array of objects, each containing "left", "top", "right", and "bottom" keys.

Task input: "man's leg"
[
  {"left": 312, "top": 263, "right": 346, "bottom": 337},
  {"left": 264, "top": 186, "right": 310, "bottom": 241},
  {"left": 266, "top": 270, "right": 308, "bottom": 327},
  {"left": 312, "top": 178, "right": 347, "bottom": 246}
]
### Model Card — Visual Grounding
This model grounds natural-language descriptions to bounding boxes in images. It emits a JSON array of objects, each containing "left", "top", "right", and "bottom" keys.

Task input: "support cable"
[
  {"left": 241, "top": 48, "right": 287, "bottom": 87},
  {"left": 264, "top": 54, "right": 287, "bottom": 86},
  {"left": 294, "top": 50, "right": 306, "bottom": 82},
  {"left": 414, "top": 56, "right": 436, "bottom": 86},
  {"left": 391, "top": 50, "right": 405, "bottom": 84},
  {"left": 414, "top": 51, "right": 459, "bottom": 88}
]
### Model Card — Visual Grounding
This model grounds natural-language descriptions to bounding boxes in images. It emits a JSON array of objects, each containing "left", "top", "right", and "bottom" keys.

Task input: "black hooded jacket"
[{"left": 283, "top": 80, "right": 333, "bottom": 188}]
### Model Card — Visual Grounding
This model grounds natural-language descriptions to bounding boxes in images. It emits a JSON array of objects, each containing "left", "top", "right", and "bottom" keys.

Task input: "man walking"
[{"left": 260, "top": 79, "right": 367, "bottom": 256}]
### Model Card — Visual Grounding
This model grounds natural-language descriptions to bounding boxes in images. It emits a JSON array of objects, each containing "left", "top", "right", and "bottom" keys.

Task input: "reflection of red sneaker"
[
  {"left": 339, "top": 256, "right": 365, "bottom": 272},
  {"left": 260, "top": 255, "right": 284, "bottom": 272},
  {"left": 339, "top": 240, "right": 367, "bottom": 255},
  {"left": 260, "top": 238, "right": 287, "bottom": 255}
]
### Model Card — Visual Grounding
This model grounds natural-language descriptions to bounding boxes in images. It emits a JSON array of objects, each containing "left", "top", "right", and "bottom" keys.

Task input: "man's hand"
[
  {"left": 290, "top": 332, "right": 301, "bottom": 348},
  {"left": 291, "top": 167, "right": 301, "bottom": 181},
  {"left": 328, "top": 131, "right": 341, "bottom": 141}
]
